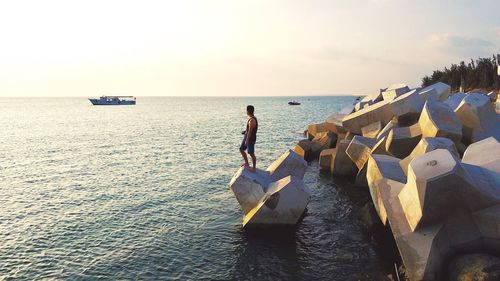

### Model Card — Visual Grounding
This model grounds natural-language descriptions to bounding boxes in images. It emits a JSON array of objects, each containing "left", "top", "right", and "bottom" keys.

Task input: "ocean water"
[{"left": 0, "top": 96, "right": 395, "bottom": 280}]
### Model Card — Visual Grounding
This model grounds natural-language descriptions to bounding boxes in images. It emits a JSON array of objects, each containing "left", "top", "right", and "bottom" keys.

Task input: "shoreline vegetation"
[
  {"left": 422, "top": 54, "right": 500, "bottom": 94},
  {"left": 292, "top": 82, "right": 500, "bottom": 280}
]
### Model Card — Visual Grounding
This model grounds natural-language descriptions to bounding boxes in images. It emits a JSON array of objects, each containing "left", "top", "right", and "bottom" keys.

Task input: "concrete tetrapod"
[
  {"left": 307, "top": 122, "right": 336, "bottom": 140},
  {"left": 454, "top": 92, "right": 500, "bottom": 143},
  {"left": 230, "top": 149, "right": 312, "bottom": 227},
  {"left": 366, "top": 154, "right": 407, "bottom": 225},
  {"left": 346, "top": 136, "right": 378, "bottom": 187},
  {"left": 361, "top": 90, "right": 383, "bottom": 104},
  {"left": 361, "top": 121, "right": 382, "bottom": 138},
  {"left": 398, "top": 149, "right": 499, "bottom": 232},
  {"left": 443, "top": 92, "right": 466, "bottom": 110},
  {"left": 342, "top": 99, "right": 394, "bottom": 135},
  {"left": 418, "top": 82, "right": 451, "bottom": 101},
  {"left": 294, "top": 139, "right": 322, "bottom": 162},
  {"left": 332, "top": 140, "right": 358, "bottom": 177},
  {"left": 385, "top": 123, "right": 422, "bottom": 159},
  {"left": 229, "top": 167, "right": 271, "bottom": 215},
  {"left": 399, "top": 137, "right": 458, "bottom": 175},
  {"left": 243, "top": 175, "right": 311, "bottom": 226},
  {"left": 418, "top": 100, "right": 462, "bottom": 143},
  {"left": 319, "top": 148, "right": 336, "bottom": 173},
  {"left": 267, "top": 149, "right": 307, "bottom": 181},
  {"left": 378, "top": 150, "right": 500, "bottom": 280},
  {"left": 312, "top": 131, "right": 338, "bottom": 150},
  {"left": 346, "top": 136, "right": 378, "bottom": 170},
  {"left": 382, "top": 83, "right": 410, "bottom": 102},
  {"left": 389, "top": 89, "right": 423, "bottom": 125},
  {"left": 462, "top": 137, "right": 500, "bottom": 170}
]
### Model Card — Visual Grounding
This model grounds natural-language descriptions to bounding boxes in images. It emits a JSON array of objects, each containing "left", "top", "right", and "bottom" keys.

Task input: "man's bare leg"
[
  {"left": 250, "top": 153, "right": 256, "bottom": 172},
  {"left": 240, "top": 150, "right": 249, "bottom": 167}
]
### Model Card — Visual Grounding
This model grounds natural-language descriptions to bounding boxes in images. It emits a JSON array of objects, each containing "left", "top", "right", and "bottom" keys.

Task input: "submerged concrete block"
[
  {"left": 382, "top": 83, "right": 410, "bottom": 101},
  {"left": 385, "top": 123, "right": 422, "bottom": 159},
  {"left": 361, "top": 121, "right": 382, "bottom": 138},
  {"left": 419, "top": 100, "right": 462, "bottom": 143},
  {"left": 229, "top": 167, "right": 271, "bottom": 215},
  {"left": 243, "top": 176, "right": 311, "bottom": 226},
  {"left": 345, "top": 136, "right": 377, "bottom": 170},
  {"left": 332, "top": 140, "right": 358, "bottom": 177},
  {"left": 267, "top": 149, "right": 307, "bottom": 181},
  {"left": 399, "top": 137, "right": 458, "bottom": 175},
  {"left": 366, "top": 154, "right": 406, "bottom": 224},
  {"left": 342, "top": 100, "right": 393, "bottom": 135}
]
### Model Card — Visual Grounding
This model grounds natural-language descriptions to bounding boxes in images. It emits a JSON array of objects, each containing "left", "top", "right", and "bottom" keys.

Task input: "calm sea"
[{"left": 0, "top": 96, "right": 395, "bottom": 280}]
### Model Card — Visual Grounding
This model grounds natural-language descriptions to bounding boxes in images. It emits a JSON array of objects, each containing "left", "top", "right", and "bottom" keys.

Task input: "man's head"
[{"left": 246, "top": 105, "right": 255, "bottom": 116}]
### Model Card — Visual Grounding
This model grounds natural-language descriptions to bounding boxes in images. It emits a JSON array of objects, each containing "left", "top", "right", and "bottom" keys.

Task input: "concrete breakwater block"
[
  {"left": 346, "top": 136, "right": 378, "bottom": 170},
  {"left": 342, "top": 100, "right": 394, "bottom": 135},
  {"left": 385, "top": 123, "right": 422, "bottom": 159},
  {"left": 307, "top": 122, "right": 336, "bottom": 140},
  {"left": 444, "top": 92, "right": 466, "bottom": 110},
  {"left": 399, "top": 137, "right": 458, "bottom": 175},
  {"left": 418, "top": 100, "right": 462, "bottom": 143},
  {"left": 419, "top": 82, "right": 451, "bottom": 101},
  {"left": 295, "top": 131, "right": 337, "bottom": 162},
  {"left": 454, "top": 92, "right": 500, "bottom": 143},
  {"left": 361, "top": 121, "right": 382, "bottom": 138},
  {"left": 267, "top": 149, "right": 307, "bottom": 181},
  {"left": 332, "top": 140, "right": 358, "bottom": 177},
  {"left": 243, "top": 176, "right": 311, "bottom": 226},
  {"left": 382, "top": 83, "right": 410, "bottom": 102},
  {"left": 361, "top": 90, "right": 383, "bottom": 104},
  {"left": 319, "top": 148, "right": 336, "bottom": 173},
  {"left": 294, "top": 139, "right": 321, "bottom": 162},
  {"left": 313, "top": 131, "right": 338, "bottom": 150},
  {"left": 376, "top": 149, "right": 500, "bottom": 280},
  {"left": 229, "top": 167, "right": 271, "bottom": 215},
  {"left": 229, "top": 150, "right": 311, "bottom": 227},
  {"left": 366, "top": 154, "right": 406, "bottom": 225}
]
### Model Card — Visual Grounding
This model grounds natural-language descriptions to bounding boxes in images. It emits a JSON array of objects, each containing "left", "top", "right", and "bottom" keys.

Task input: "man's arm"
[{"left": 245, "top": 118, "right": 256, "bottom": 145}]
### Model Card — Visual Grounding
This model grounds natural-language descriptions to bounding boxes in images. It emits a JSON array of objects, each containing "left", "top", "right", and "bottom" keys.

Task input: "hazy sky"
[{"left": 0, "top": 0, "right": 499, "bottom": 97}]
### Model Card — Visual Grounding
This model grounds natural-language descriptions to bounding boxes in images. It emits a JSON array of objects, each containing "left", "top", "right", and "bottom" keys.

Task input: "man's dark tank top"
[{"left": 246, "top": 116, "right": 258, "bottom": 143}]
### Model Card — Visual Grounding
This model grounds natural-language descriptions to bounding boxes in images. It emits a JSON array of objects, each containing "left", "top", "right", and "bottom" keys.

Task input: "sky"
[{"left": 0, "top": 0, "right": 499, "bottom": 97}]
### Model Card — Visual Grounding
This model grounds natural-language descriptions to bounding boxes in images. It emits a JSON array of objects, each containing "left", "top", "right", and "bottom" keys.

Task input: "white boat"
[{"left": 89, "top": 96, "right": 136, "bottom": 105}]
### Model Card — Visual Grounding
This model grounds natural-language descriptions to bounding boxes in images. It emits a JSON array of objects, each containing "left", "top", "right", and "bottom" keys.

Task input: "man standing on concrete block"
[{"left": 240, "top": 105, "right": 259, "bottom": 172}]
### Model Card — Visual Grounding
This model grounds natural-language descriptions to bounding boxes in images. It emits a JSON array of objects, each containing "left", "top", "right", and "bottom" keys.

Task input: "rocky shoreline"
[{"left": 296, "top": 83, "right": 500, "bottom": 280}]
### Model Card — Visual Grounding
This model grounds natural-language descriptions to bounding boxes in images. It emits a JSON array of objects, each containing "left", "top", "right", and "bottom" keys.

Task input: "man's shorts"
[{"left": 240, "top": 136, "right": 255, "bottom": 154}]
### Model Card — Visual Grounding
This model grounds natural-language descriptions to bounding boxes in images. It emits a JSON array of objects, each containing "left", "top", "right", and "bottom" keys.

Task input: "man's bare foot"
[
  {"left": 241, "top": 163, "right": 249, "bottom": 167},
  {"left": 250, "top": 167, "right": 256, "bottom": 173}
]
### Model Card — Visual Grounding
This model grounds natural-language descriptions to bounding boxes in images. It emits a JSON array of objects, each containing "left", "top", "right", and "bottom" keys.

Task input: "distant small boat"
[
  {"left": 288, "top": 101, "right": 301, "bottom": 105},
  {"left": 89, "top": 96, "right": 136, "bottom": 105}
]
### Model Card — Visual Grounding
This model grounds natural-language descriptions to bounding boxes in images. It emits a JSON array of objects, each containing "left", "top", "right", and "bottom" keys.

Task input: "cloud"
[
  {"left": 496, "top": 27, "right": 500, "bottom": 38},
  {"left": 428, "top": 33, "right": 496, "bottom": 57}
]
